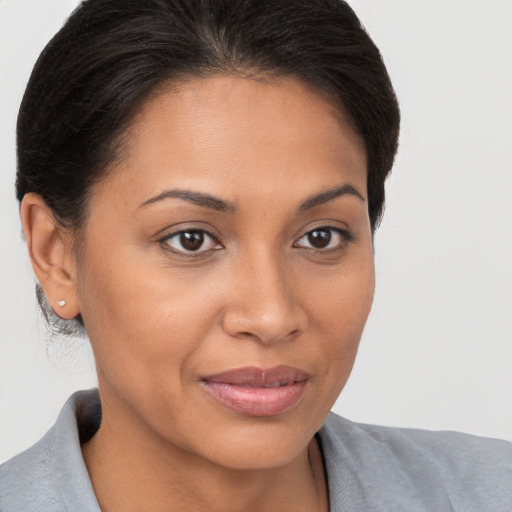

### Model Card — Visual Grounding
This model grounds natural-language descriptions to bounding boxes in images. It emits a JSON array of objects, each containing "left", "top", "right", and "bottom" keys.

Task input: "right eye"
[{"left": 160, "top": 230, "right": 221, "bottom": 254}]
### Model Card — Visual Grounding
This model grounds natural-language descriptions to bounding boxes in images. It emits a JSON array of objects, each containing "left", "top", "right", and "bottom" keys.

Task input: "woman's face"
[{"left": 76, "top": 75, "right": 374, "bottom": 469}]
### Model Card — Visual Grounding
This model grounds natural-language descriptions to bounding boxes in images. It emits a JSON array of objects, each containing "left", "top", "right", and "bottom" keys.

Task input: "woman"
[{"left": 1, "top": 1, "right": 510, "bottom": 511}]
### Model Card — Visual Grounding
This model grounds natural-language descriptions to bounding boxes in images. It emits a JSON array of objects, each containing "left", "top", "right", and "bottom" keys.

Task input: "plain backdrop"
[{"left": 1, "top": 0, "right": 511, "bottom": 463}]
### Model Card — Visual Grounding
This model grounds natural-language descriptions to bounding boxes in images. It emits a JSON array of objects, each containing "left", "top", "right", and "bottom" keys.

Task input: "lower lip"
[{"left": 202, "top": 380, "right": 308, "bottom": 416}]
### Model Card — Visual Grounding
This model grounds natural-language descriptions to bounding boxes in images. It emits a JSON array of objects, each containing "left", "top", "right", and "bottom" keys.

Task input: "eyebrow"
[
  {"left": 138, "top": 183, "right": 364, "bottom": 213},
  {"left": 298, "top": 183, "right": 365, "bottom": 211},
  {"left": 139, "top": 189, "right": 236, "bottom": 212}
]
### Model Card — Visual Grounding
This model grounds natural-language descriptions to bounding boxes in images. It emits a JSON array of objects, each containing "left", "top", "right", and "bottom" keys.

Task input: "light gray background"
[{"left": 1, "top": 0, "right": 511, "bottom": 463}]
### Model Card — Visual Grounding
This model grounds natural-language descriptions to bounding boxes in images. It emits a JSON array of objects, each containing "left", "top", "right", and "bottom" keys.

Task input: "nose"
[{"left": 221, "top": 252, "right": 307, "bottom": 345}]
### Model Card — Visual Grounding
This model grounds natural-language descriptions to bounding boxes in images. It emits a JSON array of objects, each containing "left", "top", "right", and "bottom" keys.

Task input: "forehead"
[{"left": 94, "top": 75, "right": 368, "bottom": 210}]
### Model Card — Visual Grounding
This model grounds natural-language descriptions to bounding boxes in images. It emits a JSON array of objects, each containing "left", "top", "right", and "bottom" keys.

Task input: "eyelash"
[
  {"left": 159, "top": 229, "right": 222, "bottom": 256},
  {"left": 158, "top": 226, "right": 354, "bottom": 256},
  {"left": 294, "top": 226, "right": 354, "bottom": 251}
]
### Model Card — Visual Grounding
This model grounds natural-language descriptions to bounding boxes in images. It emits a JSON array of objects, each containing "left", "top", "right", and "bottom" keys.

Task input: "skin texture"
[{"left": 21, "top": 76, "right": 374, "bottom": 511}]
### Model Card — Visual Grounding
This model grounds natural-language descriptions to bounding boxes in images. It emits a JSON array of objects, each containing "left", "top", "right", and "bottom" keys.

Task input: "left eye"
[
  {"left": 161, "top": 230, "right": 220, "bottom": 253},
  {"left": 294, "top": 227, "right": 350, "bottom": 250}
]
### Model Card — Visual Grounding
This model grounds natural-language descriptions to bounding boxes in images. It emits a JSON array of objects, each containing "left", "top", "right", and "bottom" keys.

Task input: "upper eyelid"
[
  {"left": 157, "top": 224, "right": 221, "bottom": 242},
  {"left": 161, "top": 228, "right": 215, "bottom": 239},
  {"left": 158, "top": 229, "right": 222, "bottom": 257},
  {"left": 296, "top": 225, "right": 354, "bottom": 242},
  {"left": 156, "top": 224, "right": 354, "bottom": 249},
  {"left": 160, "top": 230, "right": 221, "bottom": 246}
]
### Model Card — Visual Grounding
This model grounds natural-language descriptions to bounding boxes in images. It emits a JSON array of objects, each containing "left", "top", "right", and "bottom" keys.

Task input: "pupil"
[
  {"left": 180, "top": 231, "right": 204, "bottom": 251},
  {"left": 308, "top": 229, "right": 331, "bottom": 248}
]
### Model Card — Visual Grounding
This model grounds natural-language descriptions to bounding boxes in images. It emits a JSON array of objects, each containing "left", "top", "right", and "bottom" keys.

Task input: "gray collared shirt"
[{"left": 1, "top": 389, "right": 511, "bottom": 511}]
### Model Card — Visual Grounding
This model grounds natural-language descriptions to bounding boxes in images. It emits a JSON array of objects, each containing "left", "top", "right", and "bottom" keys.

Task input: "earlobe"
[{"left": 20, "top": 193, "right": 80, "bottom": 320}]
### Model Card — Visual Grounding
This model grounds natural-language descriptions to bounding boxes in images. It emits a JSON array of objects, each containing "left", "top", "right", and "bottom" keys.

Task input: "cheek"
[
  {"left": 75, "top": 244, "right": 222, "bottom": 393},
  {"left": 307, "top": 253, "right": 375, "bottom": 376}
]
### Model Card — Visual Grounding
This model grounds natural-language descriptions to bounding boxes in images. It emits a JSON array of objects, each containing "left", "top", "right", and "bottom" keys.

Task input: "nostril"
[
  {"left": 220, "top": 279, "right": 308, "bottom": 344},
  {"left": 229, "top": 327, "right": 302, "bottom": 345}
]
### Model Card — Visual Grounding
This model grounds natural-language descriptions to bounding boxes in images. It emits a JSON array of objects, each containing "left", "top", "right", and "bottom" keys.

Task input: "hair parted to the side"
[{"left": 16, "top": 0, "right": 400, "bottom": 334}]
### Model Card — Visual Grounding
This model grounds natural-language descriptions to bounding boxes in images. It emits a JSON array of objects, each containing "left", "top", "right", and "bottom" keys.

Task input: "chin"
[
  {"left": 206, "top": 436, "right": 310, "bottom": 471},
  {"left": 181, "top": 411, "right": 323, "bottom": 471}
]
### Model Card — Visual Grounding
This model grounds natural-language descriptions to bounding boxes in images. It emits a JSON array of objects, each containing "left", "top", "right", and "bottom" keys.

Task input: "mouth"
[{"left": 201, "top": 366, "right": 309, "bottom": 417}]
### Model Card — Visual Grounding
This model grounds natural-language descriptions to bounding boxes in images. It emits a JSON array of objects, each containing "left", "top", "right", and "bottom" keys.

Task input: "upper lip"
[{"left": 202, "top": 366, "right": 309, "bottom": 387}]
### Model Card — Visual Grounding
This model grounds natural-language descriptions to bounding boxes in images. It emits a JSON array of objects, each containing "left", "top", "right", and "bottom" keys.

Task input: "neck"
[{"left": 81, "top": 388, "right": 328, "bottom": 512}]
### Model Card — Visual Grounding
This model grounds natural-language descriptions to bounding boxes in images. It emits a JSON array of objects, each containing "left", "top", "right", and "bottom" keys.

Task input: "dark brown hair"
[{"left": 16, "top": 0, "right": 400, "bottom": 332}]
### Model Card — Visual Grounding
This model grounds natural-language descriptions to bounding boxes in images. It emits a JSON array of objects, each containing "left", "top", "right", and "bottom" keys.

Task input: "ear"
[{"left": 20, "top": 193, "right": 80, "bottom": 320}]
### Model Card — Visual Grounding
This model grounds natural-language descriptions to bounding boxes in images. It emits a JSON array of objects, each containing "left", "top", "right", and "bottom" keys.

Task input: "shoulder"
[
  {"left": 319, "top": 412, "right": 512, "bottom": 512},
  {"left": 0, "top": 429, "right": 60, "bottom": 512},
  {"left": 0, "top": 390, "right": 100, "bottom": 512}
]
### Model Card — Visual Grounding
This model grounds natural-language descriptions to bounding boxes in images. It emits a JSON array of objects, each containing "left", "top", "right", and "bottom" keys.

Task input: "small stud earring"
[{"left": 56, "top": 299, "right": 66, "bottom": 307}]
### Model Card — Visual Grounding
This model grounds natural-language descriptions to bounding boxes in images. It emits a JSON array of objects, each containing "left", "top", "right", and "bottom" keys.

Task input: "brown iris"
[
  {"left": 180, "top": 231, "right": 205, "bottom": 251},
  {"left": 307, "top": 229, "right": 332, "bottom": 249}
]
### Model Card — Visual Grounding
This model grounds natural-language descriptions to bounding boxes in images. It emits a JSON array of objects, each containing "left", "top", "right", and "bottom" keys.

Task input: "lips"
[{"left": 201, "top": 366, "right": 309, "bottom": 416}]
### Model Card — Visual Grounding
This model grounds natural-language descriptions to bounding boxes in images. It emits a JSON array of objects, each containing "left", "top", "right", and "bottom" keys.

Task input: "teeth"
[
  {"left": 239, "top": 380, "right": 292, "bottom": 388},
  {"left": 263, "top": 380, "right": 291, "bottom": 388}
]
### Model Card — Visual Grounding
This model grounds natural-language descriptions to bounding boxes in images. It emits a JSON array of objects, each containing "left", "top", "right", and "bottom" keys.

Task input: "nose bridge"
[{"left": 222, "top": 245, "right": 305, "bottom": 344}]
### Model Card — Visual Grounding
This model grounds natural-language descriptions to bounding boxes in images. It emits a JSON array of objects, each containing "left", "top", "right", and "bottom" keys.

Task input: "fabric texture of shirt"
[{"left": 1, "top": 389, "right": 511, "bottom": 511}]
